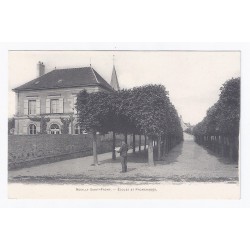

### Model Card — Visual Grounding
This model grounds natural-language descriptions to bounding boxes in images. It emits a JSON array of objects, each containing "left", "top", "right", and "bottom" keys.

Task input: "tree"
[
  {"left": 76, "top": 90, "right": 112, "bottom": 166},
  {"left": 193, "top": 77, "right": 240, "bottom": 161},
  {"left": 193, "top": 77, "right": 240, "bottom": 137},
  {"left": 113, "top": 85, "right": 183, "bottom": 166},
  {"left": 76, "top": 85, "right": 183, "bottom": 167}
]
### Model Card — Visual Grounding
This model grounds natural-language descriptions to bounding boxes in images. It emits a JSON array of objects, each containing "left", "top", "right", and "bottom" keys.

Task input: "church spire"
[{"left": 110, "top": 55, "right": 120, "bottom": 91}]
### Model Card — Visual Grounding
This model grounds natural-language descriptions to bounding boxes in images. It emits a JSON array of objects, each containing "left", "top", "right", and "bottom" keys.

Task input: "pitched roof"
[
  {"left": 110, "top": 66, "right": 120, "bottom": 91},
  {"left": 13, "top": 67, "right": 113, "bottom": 92}
]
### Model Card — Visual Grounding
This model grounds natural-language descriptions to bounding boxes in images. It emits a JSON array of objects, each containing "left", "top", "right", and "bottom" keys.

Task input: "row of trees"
[
  {"left": 76, "top": 84, "right": 183, "bottom": 166},
  {"left": 193, "top": 77, "right": 240, "bottom": 161}
]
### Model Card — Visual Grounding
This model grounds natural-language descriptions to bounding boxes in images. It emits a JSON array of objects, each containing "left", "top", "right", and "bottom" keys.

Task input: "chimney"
[{"left": 37, "top": 61, "right": 45, "bottom": 77}]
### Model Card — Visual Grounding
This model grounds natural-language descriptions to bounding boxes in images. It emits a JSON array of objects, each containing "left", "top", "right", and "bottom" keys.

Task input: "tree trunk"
[
  {"left": 220, "top": 136, "right": 225, "bottom": 157},
  {"left": 157, "top": 135, "right": 161, "bottom": 161},
  {"left": 215, "top": 136, "right": 218, "bottom": 153},
  {"left": 112, "top": 131, "right": 116, "bottom": 160},
  {"left": 92, "top": 131, "right": 98, "bottom": 166},
  {"left": 133, "top": 133, "right": 136, "bottom": 153},
  {"left": 70, "top": 114, "right": 74, "bottom": 134},
  {"left": 139, "top": 135, "right": 141, "bottom": 152},
  {"left": 144, "top": 135, "right": 147, "bottom": 151},
  {"left": 148, "top": 136, "right": 154, "bottom": 166},
  {"left": 229, "top": 136, "right": 234, "bottom": 161},
  {"left": 163, "top": 136, "right": 166, "bottom": 156},
  {"left": 235, "top": 136, "right": 239, "bottom": 163},
  {"left": 124, "top": 132, "right": 127, "bottom": 143},
  {"left": 166, "top": 136, "right": 169, "bottom": 152}
]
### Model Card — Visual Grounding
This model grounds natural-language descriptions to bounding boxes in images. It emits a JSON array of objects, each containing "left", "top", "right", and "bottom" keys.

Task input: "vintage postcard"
[{"left": 8, "top": 50, "right": 240, "bottom": 199}]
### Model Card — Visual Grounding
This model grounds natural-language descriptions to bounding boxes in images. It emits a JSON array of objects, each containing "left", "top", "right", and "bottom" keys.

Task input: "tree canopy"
[
  {"left": 193, "top": 77, "right": 240, "bottom": 137},
  {"left": 76, "top": 84, "right": 183, "bottom": 139}
]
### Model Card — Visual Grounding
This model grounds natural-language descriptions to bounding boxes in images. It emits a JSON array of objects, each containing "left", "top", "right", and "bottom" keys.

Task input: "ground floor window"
[
  {"left": 29, "top": 124, "right": 36, "bottom": 135},
  {"left": 50, "top": 123, "right": 60, "bottom": 134},
  {"left": 74, "top": 123, "right": 85, "bottom": 134}
]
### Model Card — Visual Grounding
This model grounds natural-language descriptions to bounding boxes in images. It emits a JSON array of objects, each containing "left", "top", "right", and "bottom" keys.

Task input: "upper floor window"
[
  {"left": 46, "top": 97, "right": 63, "bottom": 114},
  {"left": 51, "top": 99, "right": 60, "bottom": 113},
  {"left": 29, "top": 124, "right": 36, "bottom": 135},
  {"left": 24, "top": 99, "right": 40, "bottom": 116},
  {"left": 28, "top": 100, "right": 36, "bottom": 115}
]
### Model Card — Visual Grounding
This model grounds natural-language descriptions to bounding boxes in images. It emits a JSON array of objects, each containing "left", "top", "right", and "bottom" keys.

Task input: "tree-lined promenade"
[
  {"left": 76, "top": 84, "right": 183, "bottom": 166},
  {"left": 9, "top": 80, "right": 240, "bottom": 185},
  {"left": 9, "top": 133, "right": 238, "bottom": 185},
  {"left": 193, "top": 78, "right": 240, "bottom": 162}
]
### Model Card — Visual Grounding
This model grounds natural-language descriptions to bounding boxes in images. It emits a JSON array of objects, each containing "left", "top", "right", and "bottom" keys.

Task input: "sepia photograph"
[
  {"left": 2, "top": 1, "right": 250, "bottom": 250},
  {"left": 8, "top": 50, "right": 240, "bottom": 199}
]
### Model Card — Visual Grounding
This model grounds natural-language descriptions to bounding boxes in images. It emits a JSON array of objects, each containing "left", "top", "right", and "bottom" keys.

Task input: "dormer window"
[{"left": 35, "top": 81, "right": 39, "bottom": 84}]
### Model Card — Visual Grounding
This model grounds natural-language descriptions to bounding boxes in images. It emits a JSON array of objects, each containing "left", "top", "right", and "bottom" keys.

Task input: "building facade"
[{"left": 13, "top": 62, "right": 115, "bottom": 135}]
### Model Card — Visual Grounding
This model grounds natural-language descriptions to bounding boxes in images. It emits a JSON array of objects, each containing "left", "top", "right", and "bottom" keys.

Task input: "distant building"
[
  {"left": 179, "top": 115, "right": 188, "bottom": 131},
  {"left": 13, "top": 62, "right": 115, "bottom": 135},
  {"left": 179, "top": 115, "right": 194, "bottom": 133}
]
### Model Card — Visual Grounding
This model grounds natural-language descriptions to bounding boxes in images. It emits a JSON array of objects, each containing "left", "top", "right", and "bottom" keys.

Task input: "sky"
[{"left": 8, "top": 51, "right": 240, "bottom": 125}]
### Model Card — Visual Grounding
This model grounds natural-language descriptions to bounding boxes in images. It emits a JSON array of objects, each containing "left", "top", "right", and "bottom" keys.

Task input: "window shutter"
[
  {"left": 69, "top": 98, "right": 73, "bottom": 112},
  {"left": 36, "top": 99, "right": 40, "bottom": 115},
  {"left": 73, "top": 97, "right": 77, "bottom": 114},
  {"left": 46, "top": 99, "right": 50, "bottom": 113},
  {"left": 68, "top": 99, "right": 72, "bottom": 111},
  {"left": 24, "top": 100, "right": 28, "bottom": 115},
  {"left": 36, "top": 123, "right": 40, "bottom": 133},
  {"left": 23, "top": 124, "right": 27, "bottom": 134},
  {"left": 59, "top": 98, "right": 64, "bottom": 113}
]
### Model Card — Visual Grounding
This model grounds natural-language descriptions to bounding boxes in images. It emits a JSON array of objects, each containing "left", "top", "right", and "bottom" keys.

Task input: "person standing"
[{"left": 117, "top": 141, "right": 129, "bottom": 173}]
